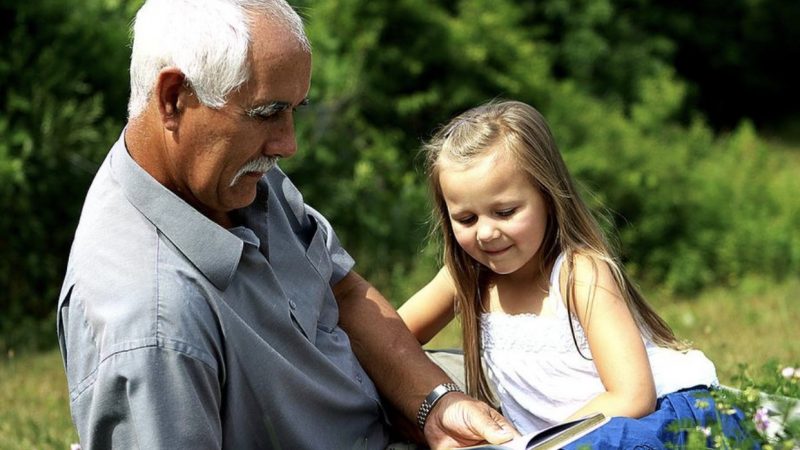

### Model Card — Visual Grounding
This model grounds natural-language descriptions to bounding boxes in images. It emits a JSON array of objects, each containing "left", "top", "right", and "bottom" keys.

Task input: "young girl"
[{"left": 399, "top": 100, "right": 747, "bottom": 447}]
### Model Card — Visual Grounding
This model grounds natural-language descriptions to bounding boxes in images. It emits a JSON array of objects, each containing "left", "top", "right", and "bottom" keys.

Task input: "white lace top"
[{"left": 480, "top": 253, "right": 719, "bottom": 433}]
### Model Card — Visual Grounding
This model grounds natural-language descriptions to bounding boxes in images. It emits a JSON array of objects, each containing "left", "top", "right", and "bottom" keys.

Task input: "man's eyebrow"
[{"left": 246, "top": 97, "right": 310, "bottom": 117}]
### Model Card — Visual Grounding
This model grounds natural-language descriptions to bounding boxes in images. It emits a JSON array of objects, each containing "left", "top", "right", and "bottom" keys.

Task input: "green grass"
[
  {"left": 657, "top": 277, "right": 800, "bottom": 385},
  {"left": 1, "top": 279, "right": 797, "bottom": 448},
  {"left": 0, "top": 349, "right": 78, "bottom": 450}
]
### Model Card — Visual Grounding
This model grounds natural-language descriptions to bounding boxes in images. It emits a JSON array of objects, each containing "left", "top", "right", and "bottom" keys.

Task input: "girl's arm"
[
  {"left": 564, "top": 254, "right": 657, "bottom": 420},
  {"left": 397, "top": 267, "right": 458, "bottom": 345}
]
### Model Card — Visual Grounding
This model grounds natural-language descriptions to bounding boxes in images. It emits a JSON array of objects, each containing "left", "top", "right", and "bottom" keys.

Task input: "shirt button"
[
  {"left": 289, "top": 300, "right": 297, "bottom": 310},
  {"left": 356, "top": 373, "right": 363, "bottom": 383}
]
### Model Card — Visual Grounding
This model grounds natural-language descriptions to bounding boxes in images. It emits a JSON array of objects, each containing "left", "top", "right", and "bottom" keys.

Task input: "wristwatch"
[{"left": 416, "top": 382, "right": 463, "bottom": 431}]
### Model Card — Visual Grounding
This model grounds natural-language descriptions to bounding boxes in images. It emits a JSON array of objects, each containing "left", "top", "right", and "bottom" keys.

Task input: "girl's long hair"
[{"left": 424, "top": 100, "right": 686, "bottom": 405}]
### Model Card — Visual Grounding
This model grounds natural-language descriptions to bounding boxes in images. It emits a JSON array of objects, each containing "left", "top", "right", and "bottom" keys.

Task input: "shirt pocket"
[
  {"left": 305, "top": 215, "right": 342, "bottom": 334},
  {"left": 304, "top": 215, "right": 333, "bottom": 283},
  {"left": 284, "top": 216, "right": 336, "bottom": 342}
]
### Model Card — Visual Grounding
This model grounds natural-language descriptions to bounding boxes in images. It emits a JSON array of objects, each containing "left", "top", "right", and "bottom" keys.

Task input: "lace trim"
[{"left": 479, "top": 252, "right": 592, "bottom": 355}]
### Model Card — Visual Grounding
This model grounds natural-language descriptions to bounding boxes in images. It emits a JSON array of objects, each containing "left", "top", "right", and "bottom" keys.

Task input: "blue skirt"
[{"left": 562, "top": 388, "right": 753, "bottom": 449}]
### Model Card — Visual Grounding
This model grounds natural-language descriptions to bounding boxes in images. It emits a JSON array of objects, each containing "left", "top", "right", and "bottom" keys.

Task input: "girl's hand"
[{"left": 398, "top": 267, "right": 458, "bottom": 345}]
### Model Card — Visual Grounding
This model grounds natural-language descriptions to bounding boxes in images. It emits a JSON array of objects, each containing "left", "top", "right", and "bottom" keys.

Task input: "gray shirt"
[{"left": 57, "top": 133, "right": 390, "bottom": 449}]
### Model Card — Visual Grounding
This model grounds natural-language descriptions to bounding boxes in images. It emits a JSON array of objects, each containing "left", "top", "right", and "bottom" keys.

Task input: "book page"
[
  {"left": 527, "top": 413, "right": 608, "bottom": 450},
  {"left": 454, "top": 433, "right": 532, "bottom": 450},
  {"left": 456, "top": 413, "right": 608, "bottom": 450}
]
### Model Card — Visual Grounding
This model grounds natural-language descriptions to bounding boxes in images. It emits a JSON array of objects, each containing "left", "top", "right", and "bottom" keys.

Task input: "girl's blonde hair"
[{"left": 424, "top": 100, "right": 685, "bottom": 404}]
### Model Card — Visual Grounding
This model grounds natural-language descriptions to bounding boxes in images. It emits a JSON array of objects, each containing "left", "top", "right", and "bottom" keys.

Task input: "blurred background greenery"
[{"left": 0, "top": 0, "right": 798, "bottom": 447}]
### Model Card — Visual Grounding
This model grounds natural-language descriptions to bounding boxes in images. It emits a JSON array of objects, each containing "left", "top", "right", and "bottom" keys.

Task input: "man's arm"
[{"left": 333, "top": 271, "right": 517, "bottom": 449}]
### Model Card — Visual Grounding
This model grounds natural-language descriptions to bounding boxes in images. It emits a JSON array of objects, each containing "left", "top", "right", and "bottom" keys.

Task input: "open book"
[{"left": 458, "top": 412, "right": 609, "bottom": 450}]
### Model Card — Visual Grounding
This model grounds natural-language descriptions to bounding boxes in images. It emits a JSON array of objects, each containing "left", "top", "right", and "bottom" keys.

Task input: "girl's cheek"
[{"left": 453, "top": 229, "right": 473, "bottom": 250}]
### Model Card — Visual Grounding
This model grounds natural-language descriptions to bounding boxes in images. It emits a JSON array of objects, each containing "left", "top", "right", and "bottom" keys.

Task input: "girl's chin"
[{"left": 484, "top": 262, "right": 520, "bottom": 276}]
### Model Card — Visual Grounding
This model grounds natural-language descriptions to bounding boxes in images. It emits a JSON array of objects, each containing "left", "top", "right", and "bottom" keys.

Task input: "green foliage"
[
  {"left": 286, "top": 0, "right": 800, "bottom": 300},
  {"left": 0, "top": 0, "right": 133, "bottom": 348},
  {"left": 287, "top": 0, "right": 694, "bottom": 299},
  {"left": 638, "top": 0, "right": 800, "bottom": 129},
  {"left": 1, "top": 0, "right": 798, "bottom": 345}
]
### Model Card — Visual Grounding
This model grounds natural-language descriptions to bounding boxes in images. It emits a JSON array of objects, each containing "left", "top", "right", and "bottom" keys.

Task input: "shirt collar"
[{"left": 110, "top": 131, "right": 244, "bottom": 291}]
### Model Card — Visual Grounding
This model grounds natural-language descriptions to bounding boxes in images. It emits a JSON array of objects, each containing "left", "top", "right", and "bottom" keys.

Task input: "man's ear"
[{"left": 155, "top": 68, "right": 191, "bottom": 131}]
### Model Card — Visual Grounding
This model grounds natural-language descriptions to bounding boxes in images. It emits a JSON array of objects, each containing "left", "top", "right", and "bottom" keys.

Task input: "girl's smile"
[{"left": 481, "top": 245, "right": 511, "bottom": 255}]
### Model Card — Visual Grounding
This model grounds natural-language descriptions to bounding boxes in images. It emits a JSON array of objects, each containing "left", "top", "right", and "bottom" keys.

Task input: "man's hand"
[{"left": 423, "top": 392, "right": 519, "bottom": 449}]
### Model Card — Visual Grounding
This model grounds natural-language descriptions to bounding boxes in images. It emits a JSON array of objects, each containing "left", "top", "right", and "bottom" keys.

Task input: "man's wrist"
[{"left": 416, "top": 382, "right": 463, "bottom": 431}]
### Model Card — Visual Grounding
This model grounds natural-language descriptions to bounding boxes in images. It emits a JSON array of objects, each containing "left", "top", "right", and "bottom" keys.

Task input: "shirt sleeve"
[{"left": 71, "top": 344, "right": 222, "bottom": 449}]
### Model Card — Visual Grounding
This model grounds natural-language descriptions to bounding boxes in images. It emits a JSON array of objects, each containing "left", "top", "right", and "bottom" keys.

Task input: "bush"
[
  {"left": 284, "top": 0, "right": 800, "bottom": 303},
  {"left": 1, "top": 0, "right": 797, "bottom": 342},
  {"left": 0, "top": 0, "right": 135, "bottom": 350}
]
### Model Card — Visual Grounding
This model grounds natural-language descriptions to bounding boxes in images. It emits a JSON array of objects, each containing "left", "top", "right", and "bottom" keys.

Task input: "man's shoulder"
[
  {"left": 59, "top": 139, "right": 226, "bottom": 394},
  {"left": 65, "top": 165, "right": 159, "bottom": 302},
  {"left": 60, "top": 233, "right": 224, "bottom": 387},
  {"left": 62, "top": 164, "right": 223, "bottom": 354},
  {"left": 65, "top": 151, "right": 221, "bottom": 293},
  {"left": 68, "top": 156, "right": 154, "bottom": 262},
  {"left": 63, "top": 227, "right": 222, "bottom": 341}
]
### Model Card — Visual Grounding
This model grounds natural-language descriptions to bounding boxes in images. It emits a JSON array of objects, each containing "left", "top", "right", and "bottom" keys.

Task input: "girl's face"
[{"left": 439, "top": 148, "right": 549, "bottom": 278}]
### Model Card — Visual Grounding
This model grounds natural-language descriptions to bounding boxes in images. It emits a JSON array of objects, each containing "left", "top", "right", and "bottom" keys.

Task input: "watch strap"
[{"left": 416, "top": 382, "right": 463, "bottom": 431}]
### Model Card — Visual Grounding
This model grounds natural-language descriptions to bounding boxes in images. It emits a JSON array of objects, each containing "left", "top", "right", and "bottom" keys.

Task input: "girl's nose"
[{"left": 477, "top": 220, "right": 500, "bottom": 242}]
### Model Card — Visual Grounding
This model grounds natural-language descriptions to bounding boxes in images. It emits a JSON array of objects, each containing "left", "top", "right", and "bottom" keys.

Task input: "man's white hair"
[{"left": 128, "top": 0, "right": 310, "bottom": 118}]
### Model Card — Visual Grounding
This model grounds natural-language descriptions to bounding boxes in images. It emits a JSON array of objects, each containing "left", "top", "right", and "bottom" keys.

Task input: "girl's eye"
[
  {"left": 455, "top": 215, "right": 477, "bottom": 225},
  {"left": 496, "top": 208, "right": 517, "bottom": 217}
]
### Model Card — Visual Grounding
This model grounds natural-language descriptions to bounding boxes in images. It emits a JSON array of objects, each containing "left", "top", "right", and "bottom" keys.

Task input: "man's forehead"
[
  {"left": 248, "top": 13, "right": 310, "bottom": 57},
  {"left": 233, "top": 56, "right": 311, "bottom": 109}
]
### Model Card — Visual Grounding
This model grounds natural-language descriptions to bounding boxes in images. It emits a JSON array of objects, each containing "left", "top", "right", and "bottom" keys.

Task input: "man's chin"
[{"left": 225, "top": 184, "right": 259, "bottom": 211}]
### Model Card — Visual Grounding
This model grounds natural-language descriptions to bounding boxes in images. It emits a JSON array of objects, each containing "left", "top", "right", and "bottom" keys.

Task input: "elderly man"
[{"left": 56, "top": 0, "right": 515, "bottom": 449}]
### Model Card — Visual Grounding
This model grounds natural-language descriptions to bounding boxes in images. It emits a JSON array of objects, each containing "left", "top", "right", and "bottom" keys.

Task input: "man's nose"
[{"left": 264, "top": 117, "right": 297, "bottom": 158}]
